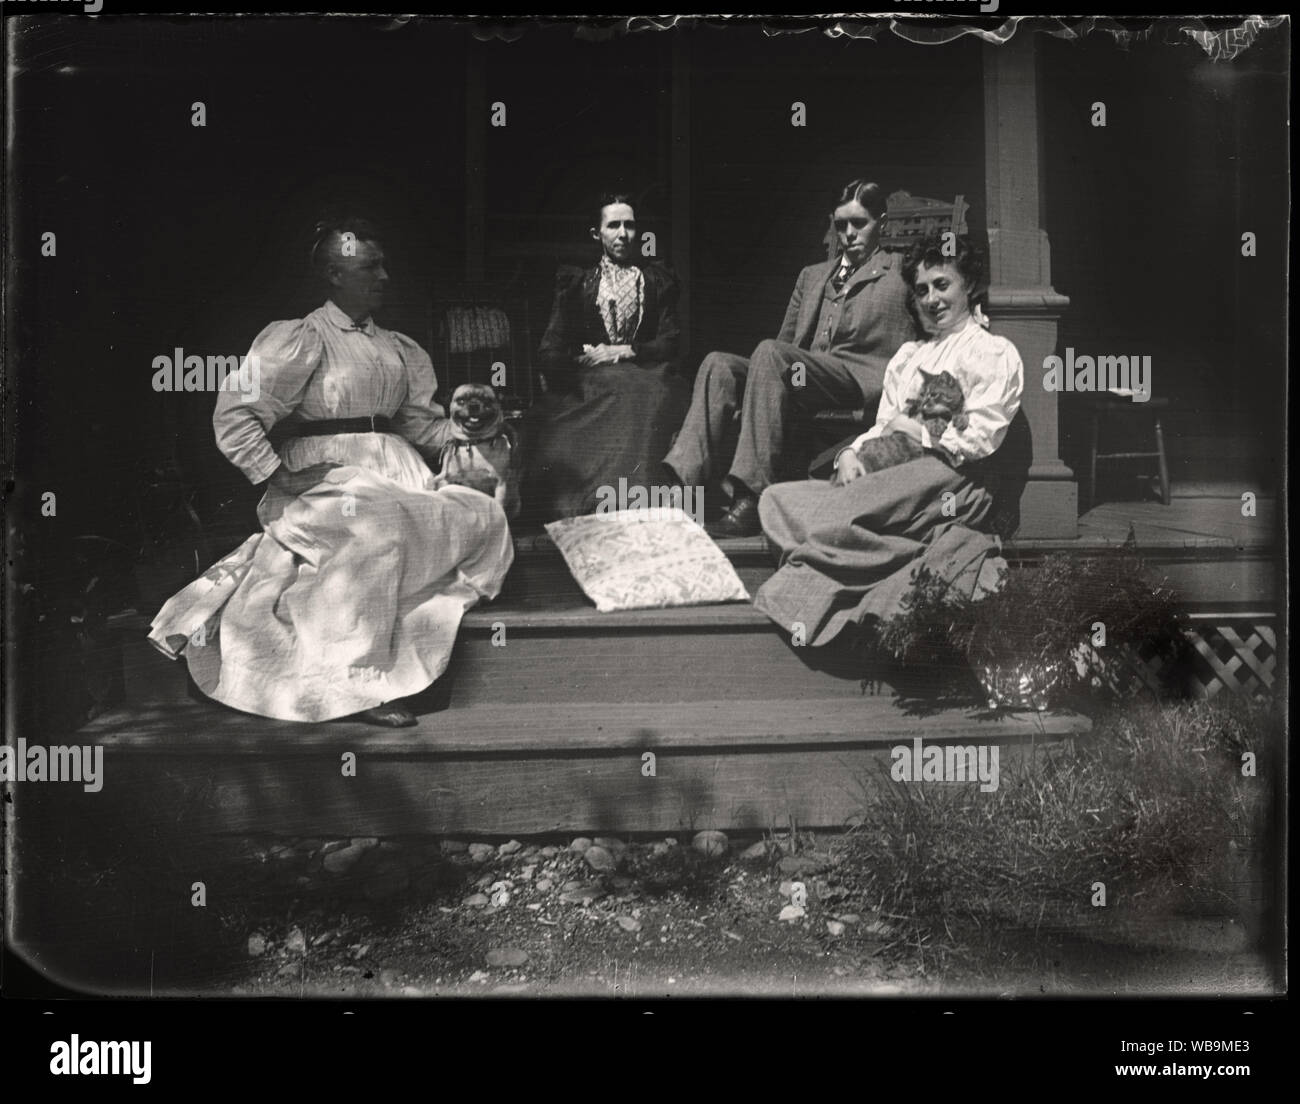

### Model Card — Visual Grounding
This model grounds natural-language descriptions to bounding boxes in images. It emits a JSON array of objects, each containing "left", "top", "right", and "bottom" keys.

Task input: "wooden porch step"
[{"left": 79, "top": 696, "right": 1090, "bottom": 835}]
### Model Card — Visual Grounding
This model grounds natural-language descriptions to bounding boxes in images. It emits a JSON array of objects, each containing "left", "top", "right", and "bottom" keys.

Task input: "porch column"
[{"left": 983, "top": 33, "right": 1077, "bottom": 539}]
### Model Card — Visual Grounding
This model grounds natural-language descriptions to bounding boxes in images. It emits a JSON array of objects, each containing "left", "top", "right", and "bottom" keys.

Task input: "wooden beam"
[
  {"left": 670, "top": 31, "right": 692, "bottom": 356},
  {"left": 983, "top": 34, "right": 1077, "bottom": 538},
  {"left": 465, "top": 40, "right": 487, "bottom": 284}
]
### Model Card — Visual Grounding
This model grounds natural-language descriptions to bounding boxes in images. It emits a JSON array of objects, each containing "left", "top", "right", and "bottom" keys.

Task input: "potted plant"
[{"left": 872, "top": 550, "right": 1188, "bottom": 710}]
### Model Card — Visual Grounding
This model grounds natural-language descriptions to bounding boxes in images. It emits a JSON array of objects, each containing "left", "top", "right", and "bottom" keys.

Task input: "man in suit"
[{"left": 663, "top": 179, "right": 918, "bottom": 537}]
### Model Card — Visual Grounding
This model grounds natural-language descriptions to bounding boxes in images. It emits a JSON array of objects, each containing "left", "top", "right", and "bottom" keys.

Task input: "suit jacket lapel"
[
  {"left": 795, "top": 260, "right": 836, "bottom": 348},
  {"left": 842, "top": 249, "right": 892, "bottom": 297}
]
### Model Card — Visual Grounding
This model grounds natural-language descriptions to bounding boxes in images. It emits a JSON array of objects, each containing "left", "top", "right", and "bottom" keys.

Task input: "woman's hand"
[
  {"left": 883, "top": 414, "right": 926, "bottom": 443},
  {"left": 267, "top": 462, "right": 343, "bottom": 497},
  {"left": 578, "top": 343, "right": 633, "bottom": 367},
  {"left": 831, "top": 448, "right": 867, "bottom": 487}
]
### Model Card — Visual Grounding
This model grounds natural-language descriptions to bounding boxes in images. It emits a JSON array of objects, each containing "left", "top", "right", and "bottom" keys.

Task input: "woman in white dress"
[
  {"left": 755, "top": 234, "right": 1024, "bottom": 647},
  {"left": 150, "top": 220, "right": 514, "bottom": 725}
]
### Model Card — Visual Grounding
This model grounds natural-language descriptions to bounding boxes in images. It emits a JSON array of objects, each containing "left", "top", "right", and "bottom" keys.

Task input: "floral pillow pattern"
[{"left": 545, "top": 509, "right": 751, "bottom": 612}]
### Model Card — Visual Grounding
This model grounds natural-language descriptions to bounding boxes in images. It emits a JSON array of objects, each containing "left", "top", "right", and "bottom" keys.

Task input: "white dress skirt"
[
  {"left": 148, "top": 302, "right": 514, "bottom": 722},
  {"left": 149, "top": 432, "right": 513, "bottom": 722}
]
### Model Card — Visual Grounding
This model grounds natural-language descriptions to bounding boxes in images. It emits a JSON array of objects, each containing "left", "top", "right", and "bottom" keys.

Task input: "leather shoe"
[
  {"left": 705, "top": 494, "right": 761, "bottom": 539},
  {"left": 354, "top": 702, "right": 418, "bottom": 727}
]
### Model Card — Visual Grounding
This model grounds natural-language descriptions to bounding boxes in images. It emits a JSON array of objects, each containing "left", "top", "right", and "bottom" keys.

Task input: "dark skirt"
[
  {"left": 754, "top": 455, "right": 997, "bottom": 647},
  {"left": 521, "top": 362, "right": 690, "bottom": 522}
]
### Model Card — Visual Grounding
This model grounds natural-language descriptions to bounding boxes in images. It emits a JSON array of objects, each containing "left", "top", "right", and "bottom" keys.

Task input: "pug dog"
[
  {"left": 434, "top": 382, "right": 521, "bottom": 520},
  {"left": 853, "top": 369, "right": 970, "bottom": 474}
]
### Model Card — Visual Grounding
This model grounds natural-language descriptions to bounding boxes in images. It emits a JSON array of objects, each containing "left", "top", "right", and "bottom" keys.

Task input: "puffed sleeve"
[
  {"left": 389, "top": 332, "right": 454, "bottom": 462},
  {"left": 538, "top": 265, "right": 585, "bottom": 373},
  {"left": 213, "top": 318, "right": 324, "bottom": 484},
  {"left": 936, "top": 334, "right": 1024, "bottom": 466},
  {"left": 848, "top": 341, "right": 918, "bottom": 453}
]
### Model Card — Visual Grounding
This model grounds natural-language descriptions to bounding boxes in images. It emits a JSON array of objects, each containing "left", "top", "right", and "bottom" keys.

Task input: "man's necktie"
[{"left": 832, "top": 261, "right": 859, "bottom": 292}]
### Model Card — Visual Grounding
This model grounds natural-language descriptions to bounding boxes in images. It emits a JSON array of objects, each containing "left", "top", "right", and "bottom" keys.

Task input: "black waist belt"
[{"left": 270, "top": 416, "right": 392, "bottom": 446}]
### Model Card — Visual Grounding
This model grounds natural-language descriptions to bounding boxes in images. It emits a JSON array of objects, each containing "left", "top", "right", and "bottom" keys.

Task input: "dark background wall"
[{"left": 7, "top": 17, "right": 1288, "bottom": 547}]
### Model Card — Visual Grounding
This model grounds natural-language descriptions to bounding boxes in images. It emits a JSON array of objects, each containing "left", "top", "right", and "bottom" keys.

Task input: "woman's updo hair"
[
  {"left": 831, "top": 178, "right": 887, "bottom": 219},
  {"left": 901, "top": 232, "right": 989, "bottom": 310},
  {"left": 593, "top": 191, "right": 637, "bottom": 228},
  {"left": 310, "top": 215, "right": 384, "bottom": 278}
]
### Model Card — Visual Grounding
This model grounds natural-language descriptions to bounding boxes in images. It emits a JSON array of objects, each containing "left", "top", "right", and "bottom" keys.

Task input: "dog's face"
[{"left": 448, "top": 383, "right": 505, "bottom": 441}]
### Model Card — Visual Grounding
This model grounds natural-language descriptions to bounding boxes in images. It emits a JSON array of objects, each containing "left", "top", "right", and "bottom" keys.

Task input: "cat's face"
[{"left": 915, "top": 370, "right": 965, "bottom": 420}]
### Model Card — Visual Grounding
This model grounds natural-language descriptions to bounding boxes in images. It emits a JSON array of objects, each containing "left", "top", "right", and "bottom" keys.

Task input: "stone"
[
  {"left": 778, "top": 880, "right": 798, "bottom": 900},
  {"left": 692, "top": 830, "right": 729, "bottom": 857},
  {"left": 468, "top": 970, "right": 489, "bottom": 983},
  {"left": 247, "top": 933, "right": 268, "bottom": 957},
  {"left": 826, "top": 920, "right": 846, "bottom": 937},
  {"left": 663, "top": 838, "right": 678, "bottom": 847},
  {"left": 323, "top": 838, "right": 379, "bottom": 876},
  {"left": 583, "top": 846, "right": 617, "bottom": 872},
  {"left": 475, "top": 873, "right": 495, "bottom": 889},
  {"left": 378, "top": 968, "right": 400, "bottom": 986},
  {"left": 836, "top": 913, "right": 861, "bottom": 925},
  {"left": 559, "top": 883, "right": 607, "bottom": 905},
  {"left": 439, "top": 840, "right": 469, "bottom": 855},
  {"left": 520, "top": 864, "right": 537, "bottom": 881},
  {"left": 464, "top": 893, "right": 490, "bottom": 907},
  {"left": 540, "top": 846, "right": 560, "bottom": 858},
  {"left": 275, "top": 962, "right": 299, "bottom": 979},
  {"left": 535, "top": 878, "right": 553, "bottom": 892},
  {"left": 285, "top": 927, "right": 307, "bottom": 954},
  {"left": 777, "top": 905, "right": 806, "bottom": 923},
  {"left": 616, "top": 916, "right": 642, "bottom": 933},
  {"left": 468, "top": 843, "right": 496, "bottom": 862},
  {"left": 569, "top": 837, "right": 592, "bottom": 853},
  {"left": 489, "top": 882, "right": 511, "bottom": 908},
  {"left": 741, "top": 840, "right": 773, "bottom": 860},
  {"left": 497, "top": 839, "right": 523, "bottom": 856},
  {"left": 486, "top": 947, "right": 529, "bottom": 968},
  {"left": 592, "top": 837, "right": 627, "bottom": 855}
]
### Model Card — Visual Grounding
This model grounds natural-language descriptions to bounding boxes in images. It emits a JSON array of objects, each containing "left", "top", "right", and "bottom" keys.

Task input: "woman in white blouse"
[
  {"left": 754, "top": 234, "right": 1024, "bottom": 648},
  {"left": 150, "top": 220, "right": 514, "bottom": 725}
]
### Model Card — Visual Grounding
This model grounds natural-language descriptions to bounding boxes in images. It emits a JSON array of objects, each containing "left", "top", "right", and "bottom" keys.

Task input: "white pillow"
[{"left": 545, "top": 508, "right": 751, "bottom": 612}]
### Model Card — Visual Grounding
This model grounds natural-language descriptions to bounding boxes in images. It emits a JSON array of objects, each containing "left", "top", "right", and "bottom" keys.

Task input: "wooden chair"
[
  {"left": 1082, "top": 393, "right": 1171, "bottom": 510},
  {"left": 436, "top": 293, "right": 536, "bottom": 420}
]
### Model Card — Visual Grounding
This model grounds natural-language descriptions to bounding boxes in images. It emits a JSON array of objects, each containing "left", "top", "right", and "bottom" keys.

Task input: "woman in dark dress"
[{"left": 521, "top": 193, "right": 690, "bottom": 521}]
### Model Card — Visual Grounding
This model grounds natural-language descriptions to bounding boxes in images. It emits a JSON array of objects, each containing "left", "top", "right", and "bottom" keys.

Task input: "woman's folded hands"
[{"left": 578, "top": 343, "right": 635, "bottom": 367}]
